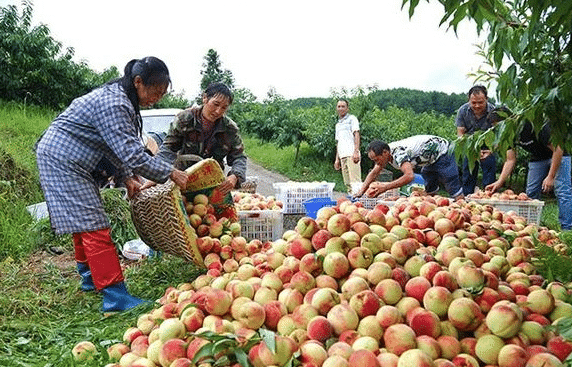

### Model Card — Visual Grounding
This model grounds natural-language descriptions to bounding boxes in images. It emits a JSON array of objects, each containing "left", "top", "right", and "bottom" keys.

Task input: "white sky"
[{"left": 3, "top": 0, "right": 489, "bottom": 101}]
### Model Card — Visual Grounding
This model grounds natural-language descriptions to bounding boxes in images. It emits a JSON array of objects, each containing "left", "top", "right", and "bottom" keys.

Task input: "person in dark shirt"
[{"left": 485, "top": 108, "right": 572, "bottom": 230}]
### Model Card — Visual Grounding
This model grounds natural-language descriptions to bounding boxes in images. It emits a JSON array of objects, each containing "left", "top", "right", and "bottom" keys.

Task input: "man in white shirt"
[{"left": 334, "top": 99, "right": 362, "bottom": 193}]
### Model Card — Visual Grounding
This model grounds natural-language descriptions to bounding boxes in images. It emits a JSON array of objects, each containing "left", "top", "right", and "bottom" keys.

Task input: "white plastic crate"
[
  {"left": 354, "top": 189, "right": 401, "bottom": 209},
  {"left": 238, "top": 210, "right": 283, "bottom": 242},
  {"left": 471, "top": 199, "right": 544, "bottom": 225},
  {"left": 273, "top": 182, "right": 335, "bottom": 214}
]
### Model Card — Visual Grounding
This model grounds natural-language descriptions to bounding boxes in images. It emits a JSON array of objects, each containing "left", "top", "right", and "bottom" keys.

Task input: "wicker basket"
[{"left": 130, "top": 180, "right": 204, "bottom": 267}]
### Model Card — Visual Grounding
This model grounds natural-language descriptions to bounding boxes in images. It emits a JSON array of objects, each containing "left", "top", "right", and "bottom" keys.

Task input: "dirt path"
[{"left": 245, "top": 157, "right": 345, "bottom": 200}]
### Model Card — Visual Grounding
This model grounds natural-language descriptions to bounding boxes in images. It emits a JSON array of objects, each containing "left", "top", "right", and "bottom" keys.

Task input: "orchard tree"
[
  {"left": 402, "top": 0, "right": 572, "bottom": 163},
  {"left": 0, "top": 2, "right": 116, "bottom": 108},
  {"left": 199, "top": 49, "right": 235, "bottom": 92}
]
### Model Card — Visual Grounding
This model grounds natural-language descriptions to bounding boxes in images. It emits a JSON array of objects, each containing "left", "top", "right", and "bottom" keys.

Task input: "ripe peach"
[
  {"left": 451, "top": 353, "right": 479, "bottom": 366},
  {"left": 348, "top": 349, "right": 381, "bottom": 367},
  {"left": 447, "top": 297, "right": 484, "bottom": 331},
  {"left": 397, "top": 348, "right": 436, "bottom": 367},
  {"left": 327, "top": 303, "right": 360, "bottom": 336},
  {"left": 423, "top": 286, "right": 453, "bottom": 318},
  {"left": 307, "top": 315, "right": 334, "bottom": 343},
  {"left": 485, "top": 301, "right": 523, "bottom": 338},
  {"left": 475, "top": 334, "right": 504, "bottom": 365},
  {"left": 497, "top": 344, "right": 528, "bottom": 367},
  {"left": 310, "top": 287, "right": 341, "bottom": 315},
  {"left": 437, "top": 335, "right": 461, "bottom": 360},
  {"left": 374, "top": 278, "right": 403, "bottom": 305},
  {"left": 376, "top": 305, "right": 403, "bottom": 328},
  {"left": 409, "top": 308, "right": 442, "bottom": 339},
  {"left": 349, "top": 290, "right": 382, "bottom": 318},
  {"left": 383, "top": 324, "right": 417, "bottom": 356}
]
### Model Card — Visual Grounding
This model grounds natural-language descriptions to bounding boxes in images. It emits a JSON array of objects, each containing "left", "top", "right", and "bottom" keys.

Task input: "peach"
[
  {"left": 348, "top": 349, "right": 381, "bottom": 367},
  {"left": 423, "top": 286, "right": 453, "bottom": 318},
  {"left": 347, "top": 246, "right": 374, "bottom": 269},
  {"left": 296, "top": 217, "right": 319, "bottom": 238},
  {"left": 290, "top": 237, "right": 313, "bottom": 259},
  {"left": 405, "top": 276, "right": 432, "bottom": 303},
  {"left": 409, "top": 308, "right": 442, "bottom": 339},
  {"left": 397, "top": 348, "right": 436, "bottom": 367},
  {"left": 341, "top": 276, "right": 370, "bottom": 301},
  {"left": 447, "top": 297, "right": 484, "bottom": 331},
  {"left": 307, "top": 315, "right": 334, "bottom": 343},
  {"left": 323, "top": 355, "right": 350, "bottom": 367},
  {"left": 546, "top": 335, "right": 572, "bottom": 362},
  {"left": 323, "top": 252, "right": 350, "bottom": 279},
  {"left": 310, "top": 287, "right": 341, "bottom": 315},
  {"left": 327, "top": 213, "right": 352, "bottom": 236},
  {"left": 451, "top": 353, "right": 479, "bottom": 366},
  {"left": 290, "top": 270, "right": 316, "bottom": 294},
  {"left": 158, "top": 338, "right": 187, "bottom": 367},
  {"left": 437, "top": 335, "right": 461, "bottom": 360},
  {"left": 527, "top": 289, "right": 556, "bottom": 315},
  {"left": 525, "top": 352, "right": 565, "bottom": 366},
  {"left": 383, "top": 324, "right": 417, "bottom": 356},
  {"left": 360, "top": 232, "right": 384, "bottom": 255},
  {"left": 327, "top": 303, "right": 360, "bottom": 336},
  {"left": 349, "top": 290, "right": 382, "bottom": 318},
  {"left": 376, "top": 305, "right": 403, "bottom": 328},
  {"left": 374, "top": 278, "right": 403, "bottom": 305},
  {"left": 328, "top": 341, "right": 354, "bottom": 359},
  {"left": 486, "top": 301, "right": 523, "bottom": 338},
  {"left": 299, "top": 340, "right": 328, "bottom": 366},
  {"left": 263, "top": 300, "right": 287, "bottom": 331},
  {"left": 291, "top": 304, "right": 319, "bottom": 330},
  {"left": 497, "top": 344, "right": 528, "bottom": 367},
  {"left": 416, "top": 335, "right": 442, "bottom": 360},
  {"left": 377, "top": 352, "right": 399, "bottom": 367},
  {"left": 475, "top": 334, "right": 504, "bottom": 365},
  {"left": 366, "top": 261, "right": 393, "bottom": 286},
  {"left": 356, "top": 315, "right": 383, "bottom": 340},
  {"left": 311, "top": 229, "right": 333, "bottom": 250}
]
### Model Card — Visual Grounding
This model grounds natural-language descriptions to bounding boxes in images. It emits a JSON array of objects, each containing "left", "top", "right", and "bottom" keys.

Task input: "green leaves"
[{"left": 190, "top": 330, "right": 263, "bottom": 367}]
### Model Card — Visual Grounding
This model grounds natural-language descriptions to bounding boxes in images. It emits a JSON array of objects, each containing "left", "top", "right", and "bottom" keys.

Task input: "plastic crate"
[
  {"left": 238, "top": 210, "right": 283, "bottom": 242},
  {"left": 471, "top": 199, "right": 544, "bottom": 225},
  {"left": 273, "top": 182, "right": 335, "bottom": 214},
  {"left": 352, "top": 188, "right": 401, "bottom": 209},
  {"left": 303, "top": 197, "right": 337, "bottom": 219}
]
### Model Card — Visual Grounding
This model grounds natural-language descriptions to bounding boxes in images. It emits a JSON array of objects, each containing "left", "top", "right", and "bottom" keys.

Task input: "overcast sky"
[{"left": 3, "top": 0, "right": 489, "bottom": 101}]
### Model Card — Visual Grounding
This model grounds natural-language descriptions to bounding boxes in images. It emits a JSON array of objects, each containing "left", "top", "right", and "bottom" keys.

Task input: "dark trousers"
[{"left": 461, "top": 154, "right": 497, "bottom": 195}]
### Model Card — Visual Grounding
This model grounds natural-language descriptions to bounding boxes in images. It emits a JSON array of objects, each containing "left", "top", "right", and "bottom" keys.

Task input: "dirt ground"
[{"left": 245, "top": 158, "right": 345, "bottom": 199}]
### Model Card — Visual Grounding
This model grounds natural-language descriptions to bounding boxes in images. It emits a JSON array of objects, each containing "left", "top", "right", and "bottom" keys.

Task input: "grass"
[{"left": 0, "top": 100, "right": 568, "bottom": 366}]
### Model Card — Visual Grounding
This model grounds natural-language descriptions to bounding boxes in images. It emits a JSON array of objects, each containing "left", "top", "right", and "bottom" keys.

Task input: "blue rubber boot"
[
  {"left": 101, "top": 282, "right": 145, "bottom": 313},
  {"left": 76, "top": 262, "right": 95, "bottom": 292}
]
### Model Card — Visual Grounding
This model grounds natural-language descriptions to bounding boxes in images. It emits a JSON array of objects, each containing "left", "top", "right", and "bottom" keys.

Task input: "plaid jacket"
[{"left": 36, "top": 83, "right": 173, "bottom": 234}]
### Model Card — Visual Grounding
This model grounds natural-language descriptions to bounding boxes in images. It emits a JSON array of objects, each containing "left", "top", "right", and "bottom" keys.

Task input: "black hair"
[
  {"left": 367, "top": 139, "right": 390, "bottom": 155},
  {"left": 488, "top": 106, "right": 512, "bottom": 124},
  {"left": 108, "top": 56, "right": 171, "bottom": 136},
  {"left": 337, "top": 99, "right": 349, "bottom": 107},
  {"left": 204, "top": 82, "right": 233, "bottom": 104},
  {"left": 468, "top": 85, "right": 488, "bottom": 98}
]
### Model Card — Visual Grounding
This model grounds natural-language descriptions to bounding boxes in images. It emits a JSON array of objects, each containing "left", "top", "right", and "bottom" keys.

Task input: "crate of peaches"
[
  {"left": 467, "top": 189, "right": 545, "bottom": 225},
  {"left": 232, "top": 192, "right": 284, "bottom": 242}
]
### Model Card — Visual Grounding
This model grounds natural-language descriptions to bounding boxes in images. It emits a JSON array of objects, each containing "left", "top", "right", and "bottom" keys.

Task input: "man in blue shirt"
[{"left": 456, "top": 85, "right": 497, "bottom": 195}]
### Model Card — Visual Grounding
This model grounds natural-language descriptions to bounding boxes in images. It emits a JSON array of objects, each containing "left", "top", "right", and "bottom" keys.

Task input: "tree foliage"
[
  {"left": 402, "top": 0, "right": 572, "bottom": 157},
  {"left": 199, "top": 49, "right": 235, "bottom": 93},
  {"left": 0, "top": 2, "right": 118, "bottom": 109}
]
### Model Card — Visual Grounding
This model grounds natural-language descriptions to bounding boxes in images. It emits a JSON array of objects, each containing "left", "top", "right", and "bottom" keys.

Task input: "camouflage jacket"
[{"left": 157, "top": 107, "right": 247, "bottom": 185}]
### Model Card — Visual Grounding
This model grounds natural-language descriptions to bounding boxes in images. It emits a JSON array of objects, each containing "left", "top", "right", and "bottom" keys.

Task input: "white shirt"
[
  {"left": 335, "top": 114, "right": 360, "bottom": 158},
  {"left": 388, "top": 135, "right": 450, "bottom": 169}
]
